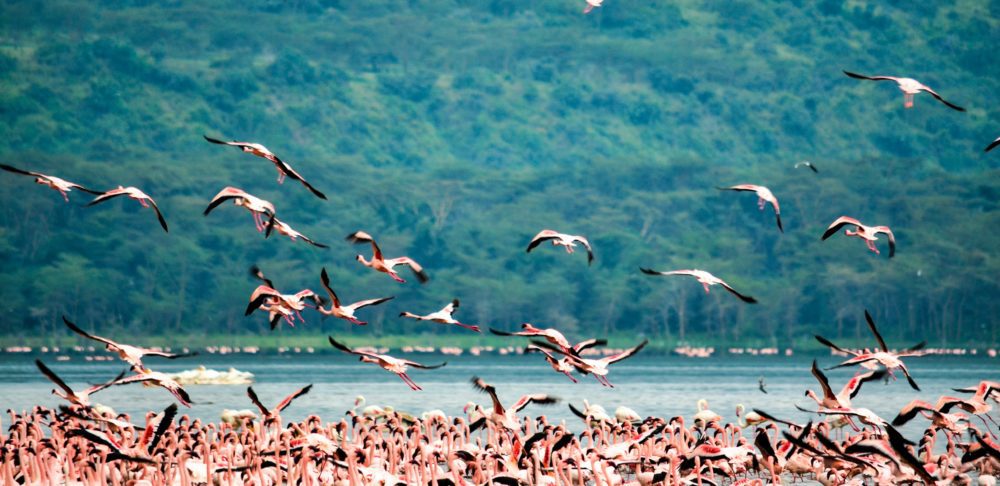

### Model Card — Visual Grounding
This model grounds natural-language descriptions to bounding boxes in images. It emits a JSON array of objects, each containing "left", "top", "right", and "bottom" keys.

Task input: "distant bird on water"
[
  {"left": 986, "top": 137, "right": 1000, "bottom": 153},
  {"left": 758, "top": 376, "right": 768, "bottom": 394},
  {"left": 640, "top": 268, "right": 757, "bottom": 303},
  {"left": 0, "top": 164, "right": 101, "bottom": 201},
  {"left": 717, "top": 184, "right": 783, "bottom": 232},
  {"left": 346, "top": 231, "right": 429, "bottom": 284},
  {"left": 821, "top": 216, "right": 895, "bottom": 258},
  {"left": 203, "top": 135, "right": 326, "bottom": 199},
  {"left": 843, "top": 71, "right": 965, "bottom": 111},
  {"left": 328, "top": 336, "right": 446, "bottom": 391},
  {"left": 794, "top": 161, "right": 818, "bottom": 173},
  {"left": 399, "top": 299, "right": 481, "bottom": 333},
  {"left": 526, "top": 230, "right": 594, "bottom": 265},
  {"left": 204, "top": 187, "right": 276, "bottom": 233},
  {"left": 86, "top": 186, "right": 169, "bottom": 232}
]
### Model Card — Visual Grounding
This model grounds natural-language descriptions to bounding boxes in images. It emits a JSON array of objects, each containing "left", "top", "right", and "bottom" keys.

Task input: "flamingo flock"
[{"left": 2, "top": 3, "right": 998, "bottom": 486}]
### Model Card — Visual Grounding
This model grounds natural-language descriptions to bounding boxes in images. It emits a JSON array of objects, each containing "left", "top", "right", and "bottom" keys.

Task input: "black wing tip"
[{"left": 639, "top": 267, "right": 658, "bottom": 275}]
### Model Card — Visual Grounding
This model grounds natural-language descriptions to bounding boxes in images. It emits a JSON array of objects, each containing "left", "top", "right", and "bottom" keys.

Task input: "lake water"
[{"left": 2, "top": 351, "right": 996, "bottom": 439}]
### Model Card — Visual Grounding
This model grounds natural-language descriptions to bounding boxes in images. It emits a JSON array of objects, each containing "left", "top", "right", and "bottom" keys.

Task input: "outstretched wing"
[
  {"left": 319, "top": 267, "right": 341, "bottom": 307},
  {"left": 63, "top": 316, "right": 118, "bottom": 349},
  {"left": 572, "top": 235, "right": 595, "bottom": 265},
  {"left": 204, "top": 187, "right": 247, "bottom": 215},
  {"left": 470, "top": 376, "right": 504, "bottom": 415},
  {"left": 863, "top": 310, "right": 888, "bottom": 352},
  {"left": 36, "top": 360, "right": 75, "bottom": 397},
  {"left": 146, "top": 403, "right": 177, "bottom": 454},
  {"left": 247, "top": 386, "right": 269, "bottom": 415},
  {"left": 345, "top": 231, "right": 382, "bottom": 260},
  {"left": 526, "top": 230, "right": 560, "bottom": 253},
  {"left": 814, "top": 335, "right": 854, "bottom": 355},
  {"left": 275, "top": 384, "right": 313, "bottom": 413},
  {"left": 347, "top": 296, "right": 395, "bottom": 311},
  {"left": 918, "top": 86, "right": 965, "bottom": 112},
  {"left": 392, "top": 257, "right": 429, "bottom": 283},
  {"left": 403, "top": 359, "right": 447, "bottom": 370},
  {"left": 843, "top": 71, "right": 899, "bottom": 82},
  {"left": 605, "top": 339, "right": 648, "bottom": 364},
  {"left": 146, "top": 197, "right": 169, "bottom": 233},
  {"left": 86, "top": 189, "right": 130, "bottom": 207},
  {"left": 0, "top": 164, "right": 44, "bottom": 178},
  {"left": 510, "top": 394, "right": 559, "bottom": 413},
  {"left": 719, "top": 281, "right": 758, "bottom": 304},
  {"left": 986, "top": 137, "right": 1000, "bottom": 153},
  {"left": 821, "top": 216, "right": 861, "bottom": 240},
  {"left": 872, "top": 226, "right": 895, "bottom": 258},
  {"left": 810, "top": 360, "right": 836, "bottom": 402}
]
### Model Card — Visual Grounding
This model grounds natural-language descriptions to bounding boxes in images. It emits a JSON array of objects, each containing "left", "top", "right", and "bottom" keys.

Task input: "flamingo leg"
[
  {"left": 388, "top": 272, "right": 406, "bottom": 283},
  {"left": 702, "top": 283, "right": 711, "bottom": 294},
  {"left": 138, "top": 199, "right": 149, "bottom": 208},
  {"left": 276, "top": 167, "right": 286, "bottom": 184},
  {"left": 59, "top": 190, "right": 69, "bottom": 202},
  {"left": 904, "top": 92, "right": 914, "bottom": 108},
  {"left": 294, "top": 309, "right": 305, "bottom": 323},
  {"left": 563, "top": 372, "right": 578, "bottom": 383},
  {"left": 253, "top": 212, "right": 264, "bottom": 232},
  {"left": 758, "top": 198, "right": 765, "bottom": 210}
]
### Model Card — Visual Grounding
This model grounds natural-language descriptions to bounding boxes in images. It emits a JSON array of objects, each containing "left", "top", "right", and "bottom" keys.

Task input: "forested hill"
[{"left": 0, "top": 0, "right": 997, "bottom": 348}]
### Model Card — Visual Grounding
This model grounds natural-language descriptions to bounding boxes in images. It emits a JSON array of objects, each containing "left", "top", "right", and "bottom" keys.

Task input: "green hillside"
[{"left": 0, "top": 0, "right": 998, "bottom": 348}]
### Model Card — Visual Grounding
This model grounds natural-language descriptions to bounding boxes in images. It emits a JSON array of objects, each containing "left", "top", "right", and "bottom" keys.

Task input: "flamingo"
[
  {"left": 986, "top": 137, "right": 1000, "bottom": 153},
  {"left": 933, "top": 381, "right": 1000, "bottom": 431},
  {"left": 525, "top": 344, "right": 579, "bottom": 382},
  {"left": 718, "top": 184, "right": 783, "bottom": 232},
  {"left": 531, "top": 338, "right": 647, "bottom": 387},
  {"left": 526, "top": 230, "right": 594, "bottom": 265},
  {"left": 583, "top": 0, "right": 603, "bottom": 14},
  {"left": 804, "top": 359, "right": 886, "bottom": 410},
  {"left": 345, "top": 231, "right": 429, "bottom": 283},
  {"left": 204, "top": 187, "right": 276, "bottom": 233},
  {"left": 35, "top": 360, "right": 124, "bottom": 408},
  {"left": 62, "top": 316, "right": 197, "bottom": 372},
  {"left": 693, "top": 399, "right": 722, "bottom": 427},
  {"left": 203, "top": 135, "right": 326, "bottom": 199},
  {"left": 68, "top": 403, "right": 177, "bottom": 463},
  {"left": 817, "top": 310, "right": 925, "bottom": 390},
  {"left": 891, "top": 399, "right": 970, "bottom": 433},
  {"left": 469, "top": 376, "right": 558, "bottom": 432},
  {"left": 328, "top": 336, "right": 446, "bottom": 390},
  {"left": 640, "top": 267, "right": 757, "bottom": 303},
  {"left": 843, "top": 71, "right": 965, "bottom": 111},
  {"left": 821, "top": 216, "right": 896, "bottom": 258},
  {"left": 399, "top": 299, "right": 481, "bottom": 332},
  {"left": 112, "top": 370, "right": 193, "bottom": 407},
  {"left": 263, "top": 215, "right": 328, "bottom": 248},
  {"left": 0, "top": 164, "right": 101, "bottom": 201},
  {"left": 86, "top": 186, "right": 169, "bottom": 232},
  {"left": 316, "top": 267, "right": 393, "bottom": 326},
  {"left": 490, "top": 323, "right": 603, "bottom": 357},
  {"left": 247, "top": 384, "right": 312, "bottom": 426},
  {"left": 245, "top": 285, "right": 319, "bottom": 329},
  {"left": 794, "top": 161, "right": 819, "bottom": 173}
]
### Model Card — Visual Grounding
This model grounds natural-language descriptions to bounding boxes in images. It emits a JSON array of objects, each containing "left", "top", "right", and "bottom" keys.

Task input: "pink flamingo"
[
  {"left": 717, "top": 184, "right": 783, "bottom": 232},
  {"left": 204, "top": 135, "right": 326, "bottom": 199},
  {"left": 1, "top": 164, "right": 100, "bottom": 201},
  {"left": 843, "top": 71, "right": 965, "bottom": 111},
  {"left": 87, "top": 186, "right": 169, "bottom": 232},
  {"left": 821, "top": 216, "right": 895, "bottom": 258},
  {"left": 346, "top": 231, "right": 429, "bottom": 283}
]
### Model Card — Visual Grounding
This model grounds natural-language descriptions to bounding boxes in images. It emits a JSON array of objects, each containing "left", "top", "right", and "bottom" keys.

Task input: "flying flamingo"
[
  {"left": 817, "top": 310, "right": 925, "bottom": 390},
  {"left": 346, "top": 231, "right": 429, "bottom": 283},
  {"left": 35, "top": 360, "right": 124, "bottom": 408},
  {"left": 203, "top": 135, "right": 326, "bottom": 199},
  {"left": 843, "top": 71, "right": 965, "bottom": 111},
  {"left": 531, "top": 338, "right": 647, "bottom": 387},
  {"left": 204, "top": 187, "right": 276, "bottom": 233},
  {"left": 247, "top": 384, "right": 312, "bottom": 426},
  {"left": 245, "top": 285, "right": 319, "bottom": 329},
  {"left": 821, "top": 216, "right": 896, "bottom": 258},
  {"left": 718, "top": 184, "right": 783, "bottom": 232},
  {"left": 112, "top": 370, "right": 193, "bottom": 407},
  {"left": 328, "top": 336, "right": 446, "bottom": 390},
  {"left": 804, "top": 359, "right": 886, "bottom": 410},
  {"left": 986, "top": 137, "right": 1000, "bottom": 153},
  {"left": 526, "top": 230, "right": 594, "bottom": 265},
  {"left": 62, "top": 316, "right": 197, "bottom": 372},
  {"left": 526, "top": 344, "right": 579, "bottom": 382},
  {"left": 583, "top": 0, "right": 603, "bottom": 14},
  {"left": 86, "top": 186, "right": 169, "bottom": 232},
  {"left": 640, "top": 267, "right": 757, "bottom": 303},
  {"left": 469, "top": 376, "right": 558, "bottom": 432},
  {"left": 263, "top": 215, "right": 328, "bottom": 248},
  {"left": 0, "top": 164, "right": 101, "bottom": 201},
  {"left": 490, "top": 323, "right": 601, "bottom": 357},
  {"left": 399, "top": 299, "right": 481, "bottom": 332},
  {"left": 316, "top": 267, "right": 393, "bottom": 325}
]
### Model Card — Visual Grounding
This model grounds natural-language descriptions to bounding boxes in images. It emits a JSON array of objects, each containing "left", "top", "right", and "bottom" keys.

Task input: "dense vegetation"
[{"left": 1, "top": 0, "right": 998, "bottom": 349}]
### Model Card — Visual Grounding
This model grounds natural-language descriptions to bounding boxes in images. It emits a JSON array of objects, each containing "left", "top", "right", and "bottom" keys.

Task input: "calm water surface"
[{"left": 2, "top": 352, "right": 996, "bottom": 439}]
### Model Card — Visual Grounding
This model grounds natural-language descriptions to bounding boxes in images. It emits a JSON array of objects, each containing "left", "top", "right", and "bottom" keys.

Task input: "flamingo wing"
[
  {"left": 640, "top": 267, "right": 697, "bottom": 277},
  {"left": 246, "top": 386, "right": 270, "bottom": 415},
  {"left": 572, "top": 235, "right": 595, "bottom": 265},
  {"left": 345, "top": 231, "right": 382, "bottom": 260},
  {"left": 249, "top": 265, "right": 275, "bottom": 289},
  {"left": 81, "top": 368, "right": 129, "bottom": 396},
  {"left": 204, "top": 188, "right": 245, "bottom": 215},
  {"left": 821, "top": 216, "right": 862, "bottom": 240},
  {"left": 872, "top": 226, "right": 895, "bottom": 257},
  {"left": 572, "top": 338, "right": 607, "bottom": 353},
  {"left": 319, "top": 267, "right": 342, "bottom": 308},
  {"left": 719, "top": 281, "right": 758, "bottom": 304},
  {"left": 327, "top": 336, "right": 378, "bottom": 359},
  {"left": 273, "top": 160, "right": 326, "bottom": 199},
  {"left": 274, "top": 384, "right": 313, "bottom": 413},
  {"left": 0, "top": 163, "right": 45, "bottom": 178},
  {"left": 401, "top": 359, "right": 447, "bottom": 370},
  {"left": 986, "top": 137, "right": 1000, "bottom": 153},
  {"left": 814, "top": 335, "right": 854, "bottom": 355},
  {"left": 86, "top": 188, "right": 131, "bottom": 206},
  {"left": 885, "top": 425, "right": 937, "bottom": 485},
  {"left": 146, "top": 197, "right": 169, "bottom": 232},
  {"left": 604, "top": 339, "right": 648, "bottom": 364},
  {"left": 526, "top": 230, "right": 561, "bottom": 253},
  {"left": 203, "top": 135, "right": 249, "bottom": 148},
  {"left": 810, "top": 360, "right": 837, "bottom": 402},
  {"left": 891, "top": 399, "right": 935, "bottom": 427},
  {"left": 917, "top": 86, "right": 965, "bottom": 112},
  {"left": 442, "top": 299, "right": 459, "bottom": 315},
  {"left": 843, "top": 71, "right": 899, "bottom": 83},
  {"left": 392, "top": 257, "right": 429, "bottom": 283},
  {"left": 717, "top": 184, "right": 760, "bottom": 192},
  {"left": 510, "top": 394, "right": 559, "bottom": 413},
  {"left": 897, "top": 362, "right": 920, "bottom": 391},
  {"left": 36, "top": 360, "right": 76, "bottom": 398},
  {"left": 470, "top": 376, "right": 505, "bottom": 415},
  {"left": 863, "top": 310, "right": 889, "bottom": 352},
  {"left": 63, "top": 316, "right": 119, "bottom": 349},
  {"left": 146, "top": 403, "right": 177, "bottom": 454},
  {"left": 346, "top": 296, "right": 395, "bottom": 311},
  {"left": 843, "top": 369, "right": 888, "bottom": 401}
]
